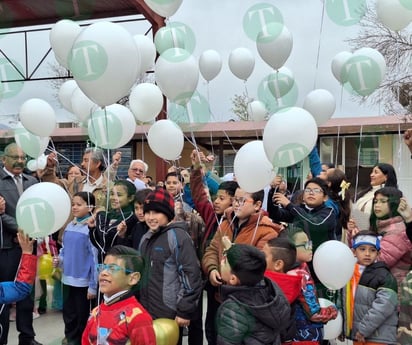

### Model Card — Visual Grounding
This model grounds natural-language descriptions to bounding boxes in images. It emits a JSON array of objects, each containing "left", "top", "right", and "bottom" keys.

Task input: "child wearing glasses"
[
  {"left": 270, "top": 177, "right": 336, "bottom": 298},
  {"left": 342, "top": 231, "right": 398, "bottom": 345},
  {"left": 82, "top": 245, "right": 156, "bottom": 345},
  {"left": 53, "top": 191, "right": 98, "bottom": 345},
  {"left": 286, "top": 225, "right": 338, "bottom": 344}
]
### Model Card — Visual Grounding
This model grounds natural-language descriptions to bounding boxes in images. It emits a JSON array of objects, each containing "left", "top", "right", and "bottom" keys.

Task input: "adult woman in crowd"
[{"left": 352, "top": 163, "right": 398, "bottom": 217}]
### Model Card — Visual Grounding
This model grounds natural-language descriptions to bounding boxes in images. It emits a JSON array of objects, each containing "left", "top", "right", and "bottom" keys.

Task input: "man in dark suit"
[{"left": 0, "top": 142, "right": 41, "bottom": 345}]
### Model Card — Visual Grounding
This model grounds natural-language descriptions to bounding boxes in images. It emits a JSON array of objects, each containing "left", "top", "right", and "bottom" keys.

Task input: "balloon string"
[
  {"left": 223, "top": 130, "right": 237, "bottom": 154},
  {"left": 334, "top": 125, "right": 340, "bottom": 166},
  {"left": 313, "top": 0, "right": 326, "bottom": 90},
  {"left": 397, "top": 123, "right": 402, "bottom": 174},
  {"left": 354, "top": 125, "right": 363, "bottom": 202}
]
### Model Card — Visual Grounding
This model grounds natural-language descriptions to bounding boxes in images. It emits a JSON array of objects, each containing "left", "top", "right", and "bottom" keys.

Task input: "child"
[
  {"left": 344, "top": 231, "right": 398, "bottom": 345},
  {"left": 287, "top": 225, "right": 338, "bottom": 344},
  {"left": 263, "top": 237, "right": 301, "bottom": 304},
  {"left": 270, "top": 177, "right": 337, "bottom": 298},
  {"left": 190, "top": 149, "right": 239, "bottom": 345},
  {"left": 82, "top": 245, "right": 156, "bottom": 345},
  {"left": 88, "top": 180, "right": 136, "bottom": 262},
  {"left": 139, "top": 187, "right": 203, "bottom": 345},
  {"left": 116, "top": 188, "right": 152, "bottom": 249},
  {"left": 0, "top": 231, "right": 36, "bottom": 304},
  {"left": 216, "top": 243, "right": 290, "bottom": 344},
  {"left": 54, "top": 191, "right": 98, "bottom": 345},
  {"left": 164, "top": 171, "right": 192, "bottom": 212}
]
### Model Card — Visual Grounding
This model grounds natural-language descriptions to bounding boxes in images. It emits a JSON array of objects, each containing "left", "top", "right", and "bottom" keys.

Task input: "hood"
[
  {"left": 220, "top": 277, "right": 290, "bottom": 330},
  {"left": 264, "top": 270, "right": 301, "bottom": 304}
]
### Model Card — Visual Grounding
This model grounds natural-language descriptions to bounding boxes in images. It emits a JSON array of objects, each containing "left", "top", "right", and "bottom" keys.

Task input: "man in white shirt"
[{"left": 127, "top": 159, "right": 149, "bottom": 190}]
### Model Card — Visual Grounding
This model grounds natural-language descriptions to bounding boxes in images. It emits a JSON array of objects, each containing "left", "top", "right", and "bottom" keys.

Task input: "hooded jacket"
[
  {"left": 138, "top": 221, "right": 203, "bottom": 320},
  {"left": 216, "top": 277, "right": 290, "bottom": 345},
  {"left": 202, "top": 209, "right": 281, "bottom": 277}
]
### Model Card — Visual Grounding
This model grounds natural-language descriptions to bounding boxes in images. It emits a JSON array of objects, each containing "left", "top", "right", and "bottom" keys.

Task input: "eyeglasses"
[
  {"left": 373, "top": 198, "right": 389, "bottom": 204},
  {"left": 304, "top": 188, "right": 323, "bottom": 195},
  {"left": 96, "top": 263, "right": 133, "bottom": 275},
  {"left": 295, "top": 241, "right": 313, "bottom": 250},
  {"left": 6, "top": 155, "right": 27, "bottom": 161},
  {"left": 233, "top": 197, "right": 254, "bottom": 205},
  {"left": 130, "top": 168, "right": 144, "bottom": 173}
]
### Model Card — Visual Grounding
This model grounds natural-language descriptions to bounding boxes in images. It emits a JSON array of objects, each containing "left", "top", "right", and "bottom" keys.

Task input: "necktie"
[{"left": 14, "top": 175, "right": 23, "bottom": 196}]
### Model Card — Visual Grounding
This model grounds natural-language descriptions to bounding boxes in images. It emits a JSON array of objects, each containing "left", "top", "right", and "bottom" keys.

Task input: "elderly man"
[
  {"left": 42, "top": 147, "right": 121, "bottom": 211},
  {"left": 127, "top": 159, "right": 149, "bottom": 191},
  {"left": 0, "top": 142, "right": 41, "bottom": 345}
]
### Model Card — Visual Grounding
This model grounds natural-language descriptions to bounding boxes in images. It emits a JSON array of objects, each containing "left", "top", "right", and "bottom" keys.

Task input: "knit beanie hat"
[{"left": 143, "top": 187, "right": 175, "bottom": 221}]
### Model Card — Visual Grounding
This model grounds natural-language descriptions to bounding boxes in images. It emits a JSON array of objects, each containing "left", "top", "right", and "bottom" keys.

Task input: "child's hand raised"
[
  {"left": 17, "top": 230, "right": 34, "bottom": 254},
  {"left": 398, "top": 197, "right": 412, "bottom": 223}
]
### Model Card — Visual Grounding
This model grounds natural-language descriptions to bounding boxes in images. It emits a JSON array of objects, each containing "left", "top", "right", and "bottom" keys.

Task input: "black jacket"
[{"left": 138, "top": 221, "right": 203, "bottom": 320}]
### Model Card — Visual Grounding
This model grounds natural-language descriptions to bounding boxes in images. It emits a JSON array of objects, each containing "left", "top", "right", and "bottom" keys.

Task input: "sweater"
[
  {"left": 82, "top": 292, "right": 156, "bottom": 345},
  {"left": 60, "top": 219, "right": 98, "bottom": 295}
]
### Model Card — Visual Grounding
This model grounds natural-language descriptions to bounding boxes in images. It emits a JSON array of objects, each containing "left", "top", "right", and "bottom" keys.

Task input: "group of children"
[{"left": 23, "top": 145, "right": 408, "bottom": 345}]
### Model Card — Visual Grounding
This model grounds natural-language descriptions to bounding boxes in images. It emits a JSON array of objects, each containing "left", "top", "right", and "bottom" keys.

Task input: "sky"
[{"left": 0, "top": 0, "right": 398, "bottom": 126}]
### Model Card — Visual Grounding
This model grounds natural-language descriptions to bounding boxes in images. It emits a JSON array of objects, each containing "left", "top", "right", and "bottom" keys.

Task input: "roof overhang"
[{"left": 0, "top": 0, "right": 164, "bottom": 29}]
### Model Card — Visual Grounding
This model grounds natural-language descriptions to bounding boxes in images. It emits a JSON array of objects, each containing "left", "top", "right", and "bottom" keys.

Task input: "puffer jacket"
[
  {"left": 376, "top": 216, "right": 412, "bottom": 286},
  {"left": 351, "top": 262, "right": 398, "bottom": 344},
  {"left": 216, "top": 277, "right": 290, "bottom": 345}
]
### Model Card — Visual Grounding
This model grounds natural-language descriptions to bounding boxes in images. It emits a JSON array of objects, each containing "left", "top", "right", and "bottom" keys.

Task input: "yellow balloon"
[
  {"left": 38, "top": 253, "right": 53, "bottom": 280},
  {"left": 153, "top": 318, "right": 179, "bottom": 345}
]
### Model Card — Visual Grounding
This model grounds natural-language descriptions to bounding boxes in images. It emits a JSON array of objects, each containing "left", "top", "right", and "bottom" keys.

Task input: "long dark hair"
[
  {"left": 369, "top": 187, "right": 402, "bottom": 232},
  {"left": 357, "top": 163, "right": 398, "bottom": 199},
  {"left": 326, "top": 168, "right": 351, "bottom": 228}
]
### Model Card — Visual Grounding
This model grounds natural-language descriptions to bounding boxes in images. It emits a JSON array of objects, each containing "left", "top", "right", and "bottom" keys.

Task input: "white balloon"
[
  {"left": 129, "top": 83, "right": 164, "bottom": 123},
  {"left": 88, "top": 104, "right": 136, "bottom": 149},
  {"left": 16, "top": 182, "right": 71, "bottom": 238},
  {"left": 234, "top": 140, "right": 275, "bottom": 193},
  {"left": 133, "top": 34, "right": 157, "bottom": 74},
  {"left": 318, "top": 299, "right": 343, "bottom": 340},
  {"left": 19, "top": 98, "right": 56, "bottom": 137},
  {"left": 303, "top": 89, "right": 336, "bottom": 126},
  {"left": 147, "top": 119, "right": 184, "bottom": 160},
  {"left": 257, "top": 23, "right": 293, "bottom": 70},
  {"left": 228, "top": 47, "right": 255, "bottom": 81},
  {"left": 155, "top": 48, "right": 199, "bottom": 105},
  {"left": 266, "top": 66, "right": 295, "bottom": 99},
  {"left": 14, "top": 125, "right": 49, "bottom": 159},
  {"left": 376, "top": 0, "right": 412, "bottom": 31},
  {"left": 354, "top": 47, "right": 386, "bottom": 80},
  {"left": 71, "top": 87, "right": 97, "bottom": 123},
  {"left": 331, "top": 51, "right": 352, "bottom": 83},
  {"left": 263, "top": 107, "right": 318, "bottom": 168},
  {"left": 49, "top": 19, "right": 82, "bottom": 69},
  {"left": 247, "top": 101, "right": 267, "bottom": 121},
  {"left": 69, "top": 21, "right": 140, "bottom": 107},
  {"left": 143, "top": 0, "right": 183, "bottom": 18},
  {"left": 26, "top": 154, "right": 48, "bottom": 171},
  {"left": 58, "top": 80, "right": 78, "bottom": 112},
  {"left": 199, "top": 49, "right": 222, "bottom": 82},
  {"left": 313, "top": 240, "right": 356, "bottom": 290}
]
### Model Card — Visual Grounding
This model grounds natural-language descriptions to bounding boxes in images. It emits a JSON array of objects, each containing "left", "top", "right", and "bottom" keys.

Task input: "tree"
[
  {"left": 230, "top": 92, "right": 253, "bottom": 121},
  {"left": 347, "top": 7, "right": 412, "bottom": 120}
]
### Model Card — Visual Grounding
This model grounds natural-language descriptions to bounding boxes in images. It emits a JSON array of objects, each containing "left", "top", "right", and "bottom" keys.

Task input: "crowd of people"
[{"left": 0, "top": 129, "right": 412, "bottom": 345}]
